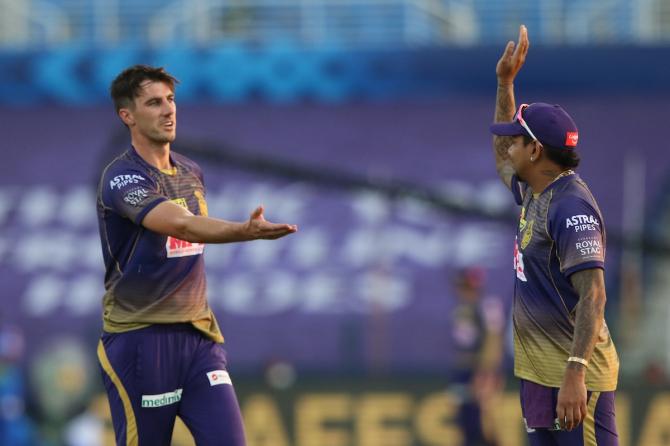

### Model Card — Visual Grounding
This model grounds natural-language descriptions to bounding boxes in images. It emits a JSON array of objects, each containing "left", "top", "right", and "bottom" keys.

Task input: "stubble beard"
[{"left": 149, "top": 126, "right": 176, "bottom": 145}]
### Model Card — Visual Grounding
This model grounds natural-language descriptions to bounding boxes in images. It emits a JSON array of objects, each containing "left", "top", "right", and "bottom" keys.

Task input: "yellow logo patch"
[
  {"left": 521, "top": 220, "right": 534, "bottom": 249},
  {"left": 171, "top": 198, "right": 188, "bottom": 209},
  {"left": 519, "top": 207, "right": 527, "bottom": 232}
]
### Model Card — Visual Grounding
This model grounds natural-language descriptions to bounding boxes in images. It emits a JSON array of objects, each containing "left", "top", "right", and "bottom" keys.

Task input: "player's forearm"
[
  {"left": 569, "top": 269, "right": 607, "bottom": 366},
  {"left": 493, "top": 84, "right": 515, "bottom": 159},
  {"left": 495, "top": 82, "right": 516, "bottom": 123},
  {"left": 571, "top": 292, "right": 605, "bottom": 361},
  {"left": 177, "top": 214, "right": 251, "bottom": 244},
  {"left": 493, "top": 83, "right": 516, "bottom": 187}
]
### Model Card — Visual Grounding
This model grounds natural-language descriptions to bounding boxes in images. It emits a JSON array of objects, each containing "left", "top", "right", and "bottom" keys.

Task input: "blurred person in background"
[
  {"left": 0, "top": 323, "right": 37, "bottom": 446},
  {"left": 64, "top": 393, "right": 195, "bottom": 446},
  {"left": 448, "top": 266, "right": 506, "bottom": 446},
  {"left": 489, "top": 26, "right": 619, "bottom": 445},
  {"left": 64, "top": 393, "right": 115, "bottom": 446},
  {"left": 96, "top": 65, "right": 297, "bottom": 446},
  {"left": 29, "top": 337, "right": 96, "bottom": 445}
]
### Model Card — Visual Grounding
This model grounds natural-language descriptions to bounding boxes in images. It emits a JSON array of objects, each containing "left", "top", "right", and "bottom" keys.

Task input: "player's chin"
[{"left": 155, "top": 131, "right": 176, "bottom": 143}]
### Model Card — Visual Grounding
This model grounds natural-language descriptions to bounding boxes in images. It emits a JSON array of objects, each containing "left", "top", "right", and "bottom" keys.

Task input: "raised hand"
[
  {"left": 244, "top": 205, "right": 298, "bottom": 240},
  {"left": 496, "top": 25, "right": 529, "bottom": 85}
]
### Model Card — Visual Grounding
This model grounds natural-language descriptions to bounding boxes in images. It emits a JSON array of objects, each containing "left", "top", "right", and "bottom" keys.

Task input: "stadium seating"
[{"left": 1, "top": 0, "right": 668, "bottom": 49}]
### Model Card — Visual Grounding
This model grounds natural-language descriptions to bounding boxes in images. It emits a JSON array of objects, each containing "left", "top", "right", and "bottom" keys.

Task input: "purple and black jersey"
[
  {"left": 511, "top": 172, "right": 618, "bottom": 391},
  {"left": 96, "top": 147, "right": 222, "bottom": 342}
]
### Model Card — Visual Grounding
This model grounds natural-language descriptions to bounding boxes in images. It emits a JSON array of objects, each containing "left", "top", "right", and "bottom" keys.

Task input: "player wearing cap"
[
  {"left": 449, "top": 267, "right": 506, "bottom": 446},
  {"left": 489, "top": 26, "right": 619, "bottom": 445},
  {"left": 96, "top": 65, "right": 297, "bottom": 446}
]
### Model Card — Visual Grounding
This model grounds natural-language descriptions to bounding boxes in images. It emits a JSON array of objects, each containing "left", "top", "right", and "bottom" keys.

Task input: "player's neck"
[
  {"left": 132, "top": 138, "right": 171, "bottom": 170},
  {"left": 527, "top": 163, "right": 570, "bottom": 195}
]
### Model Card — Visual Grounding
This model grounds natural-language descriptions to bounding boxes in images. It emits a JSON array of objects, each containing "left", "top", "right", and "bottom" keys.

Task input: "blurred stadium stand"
[
  {"left": 1, "top": 0, "right": 670, "bottom": 49},
  {"left": 3, "top": 1, "right": 670, "bottom": 445}
]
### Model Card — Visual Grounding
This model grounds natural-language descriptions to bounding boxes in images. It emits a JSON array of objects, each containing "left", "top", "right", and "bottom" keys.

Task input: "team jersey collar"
[
  {"left": 128, "top": 145, "right": 177, "bottom": 173},
  {"left": 531, "top": 170, "right": 577, "bottom": 198},
  {"left": 547, "top": 169, "right": 577, "bottom": 191}
]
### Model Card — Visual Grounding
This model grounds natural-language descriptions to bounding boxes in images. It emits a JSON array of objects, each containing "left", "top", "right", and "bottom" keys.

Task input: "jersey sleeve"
[
  {"left": 101, "top": 166, "right": 168, "bottom": 225},
  {"left": 510, "top": 174, "right": 527, "bottom": 206},
  {"left": 548, "top": 196, "right": 605, "bottom": 277}
]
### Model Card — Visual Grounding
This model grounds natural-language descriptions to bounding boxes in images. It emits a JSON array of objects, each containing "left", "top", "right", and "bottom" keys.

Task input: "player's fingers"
[
  {"left": 266, "top": 223, "right": 297, "bottom": 232},
  {"left": 500, "top": 41, "right": 514, "bottom": 60},
  {"left": 565, "top": 406, "right": 576, "bottom": 431},
  {"left": 513, "top": 26, "right": 529, "bottom": 62},
  {"left": 261, "top": 223, "right": 297, "bottom": 238},
  {"left": 278, "top": 224, "right": 298, "bottom": 234},
  {"left": 514, "top": 33, "right": 529, "bottom": 60},
  {"left": 556, "top": 405, "right": 566, "bottom": 430},
  {"left": 250, "top": 205, "right": 265, "bottom": 220},
  {"left": 579, "top": 401, "right": 588, "bottom": 426},
  {"left": 263, "top": 229, "right": 296, "bottom": 240},
  {"left": 519, "top": 24, "right": 529, "bottom": 50}
]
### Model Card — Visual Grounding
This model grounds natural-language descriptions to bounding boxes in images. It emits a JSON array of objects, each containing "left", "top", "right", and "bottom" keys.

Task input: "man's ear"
[
  {"left": 531, "top": 141, "right": 543, "bottom": 159},
  {"left": 119, "top": 108, "right": 134, "bottom": 127}
]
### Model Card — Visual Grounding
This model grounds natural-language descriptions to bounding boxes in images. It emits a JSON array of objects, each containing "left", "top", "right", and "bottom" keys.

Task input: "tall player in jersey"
[
  {"left": 96, "top": 65, "right": 297, "bottom": 446},
  {"left": 489, "top": 27, "right": 619, "bottom": 446}
]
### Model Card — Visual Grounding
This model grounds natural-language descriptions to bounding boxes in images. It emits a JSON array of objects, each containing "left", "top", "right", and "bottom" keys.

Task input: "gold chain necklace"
[
  {"left": 551, "top": 169, "right": 575, "bottom": 185},
  {"left": 532, "top": 169, "right": 574, "bottom": 199}
]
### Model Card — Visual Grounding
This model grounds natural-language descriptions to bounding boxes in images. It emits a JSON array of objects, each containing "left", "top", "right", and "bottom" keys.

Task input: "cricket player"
[
  {"left": 96, "top": 65, "right": 297, "bottom": 445},
  {"left": 489, "top": 26, "right": 619, "bottom": 445}
]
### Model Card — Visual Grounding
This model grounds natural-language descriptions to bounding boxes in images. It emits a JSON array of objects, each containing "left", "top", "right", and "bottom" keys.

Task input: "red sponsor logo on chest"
[{"left": 166, "top": 236, "right": 204, "bottom": 258}]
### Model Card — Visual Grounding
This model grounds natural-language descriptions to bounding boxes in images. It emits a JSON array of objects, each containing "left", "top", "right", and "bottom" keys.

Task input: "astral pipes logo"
[
  {"left": 565, "top": 214, "right": 599, "bottom": 233},
  {"left": 141, "top": 389, "right": 183, "bottom": 408},
  {"left": 110, "top": 174, "right": 145, "bottom": 190}
]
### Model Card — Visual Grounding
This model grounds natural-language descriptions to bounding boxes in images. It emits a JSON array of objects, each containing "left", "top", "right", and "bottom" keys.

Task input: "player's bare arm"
[
  {"left": 569, "top": 268, "right": 607, "bottom": 361},
  {"left": 493, "top": 25, "right": 529, "bottom": 189},
  {"left": 556, "top": 267, "right": 606, "bottom": 431},
  {"left": 142, "top": 200, "right": 298, "bottom": 243}
]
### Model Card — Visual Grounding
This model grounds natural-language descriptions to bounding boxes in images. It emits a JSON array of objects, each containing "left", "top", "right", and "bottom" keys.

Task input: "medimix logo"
[
  {"left": 141, "top": 388, "right": 183, "bottom": 408},
  {"left": 565, "top": 131, "right": 579, "bottom": 147},
  {"left": 110, "top": 174, "right": 145, "bottom": 190}
]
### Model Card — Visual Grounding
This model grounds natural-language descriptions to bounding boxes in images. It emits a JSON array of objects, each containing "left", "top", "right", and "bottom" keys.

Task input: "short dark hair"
[
  {"left": 110, "top": 65, "right": 179, "bottom": 112},
  {"left": 523, "top": 135, "right": 580, "bottom": 169}
]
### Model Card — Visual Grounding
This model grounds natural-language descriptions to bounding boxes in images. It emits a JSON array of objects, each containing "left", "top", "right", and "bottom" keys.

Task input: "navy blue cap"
[{"left": 489, "top": 102, "right": 579, "bottom": 150}]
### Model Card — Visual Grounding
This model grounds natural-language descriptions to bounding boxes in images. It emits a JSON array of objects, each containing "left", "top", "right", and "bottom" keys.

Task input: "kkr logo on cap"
[{"left": 565, "top": 132, "right": 579, "bottom": 147}]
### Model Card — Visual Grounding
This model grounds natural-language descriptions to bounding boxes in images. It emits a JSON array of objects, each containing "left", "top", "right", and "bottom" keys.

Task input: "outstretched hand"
[
  {"left": 245, "top": 205, "right": 298, "bottom": 240},
  {"left": 496, "top": 24, "right": 529, "bottom": 85}
]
